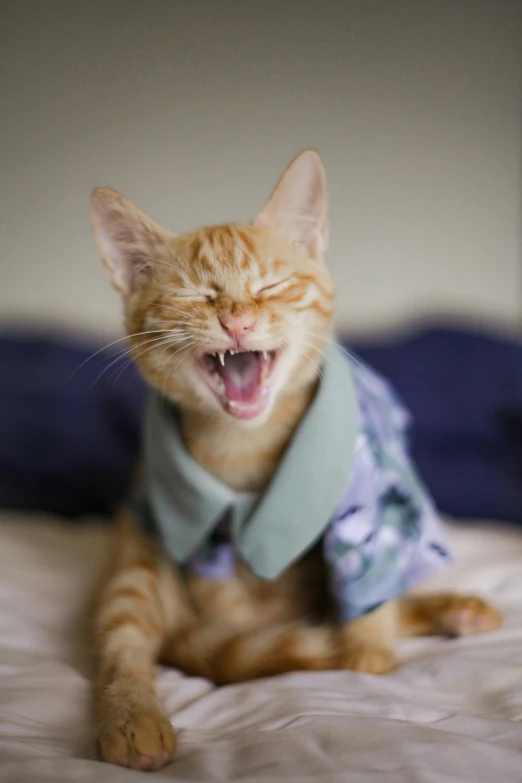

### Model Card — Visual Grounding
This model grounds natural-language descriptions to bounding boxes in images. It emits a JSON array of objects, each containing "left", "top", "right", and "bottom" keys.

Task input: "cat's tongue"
[{"left": 218, "top": 351, "right": 262, "bottom": 403}]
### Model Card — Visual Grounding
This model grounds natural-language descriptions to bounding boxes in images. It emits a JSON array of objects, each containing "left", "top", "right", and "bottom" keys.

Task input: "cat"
[{"left": 89, "top": 150, "right": 502, "bottom": 771}]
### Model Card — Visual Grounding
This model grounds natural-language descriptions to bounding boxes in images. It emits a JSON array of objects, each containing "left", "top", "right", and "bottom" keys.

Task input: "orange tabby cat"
[{"left": 89, "top": 150, "right": 501, "bottom": 771}]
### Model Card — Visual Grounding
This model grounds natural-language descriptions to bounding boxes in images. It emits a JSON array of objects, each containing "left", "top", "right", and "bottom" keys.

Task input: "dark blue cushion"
[
  {"left": 0, "top": 331, "right": 147, "bottom": 518},
  {"left": 0, "top": 324, "right": 521, "bottom": 523},
  {"left": 349, "top": 326, "right": 522, "bottom": 523}
]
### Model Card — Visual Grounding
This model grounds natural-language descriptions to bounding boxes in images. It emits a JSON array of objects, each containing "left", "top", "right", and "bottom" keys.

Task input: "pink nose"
[{"left": 219, "top": 312, "right": 257, "bottom": 336}]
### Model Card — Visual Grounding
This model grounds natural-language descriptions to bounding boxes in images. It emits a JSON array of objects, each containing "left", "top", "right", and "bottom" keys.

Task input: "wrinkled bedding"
[{"left": 0, "top": 514, "right": 521, "bottom": 782}]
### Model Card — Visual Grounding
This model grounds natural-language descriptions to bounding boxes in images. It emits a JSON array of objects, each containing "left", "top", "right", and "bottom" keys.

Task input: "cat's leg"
[
  {"left": 337, "top": 601, "right": 399, "bottom": 674},
  {"left": 92, "top": 510, "right": 193, "bottom": 771},
  {"left": 397, "top": 592, "right": 502, "bottom": 637},
  {"left": 335, "top": 592, "right": 502, "bottom": 675},
  {"left": 160, "top": 593, "right": 502, "bottom": 685},
  {"left": 161, "top": 620, "right": 336, "bottom": 684},
  {"left": 162, "top": 594, "right": 396, "bottom": 682}
]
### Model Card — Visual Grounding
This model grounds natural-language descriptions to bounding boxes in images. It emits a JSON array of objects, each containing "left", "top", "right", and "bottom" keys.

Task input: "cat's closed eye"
[
  {"left": 169, "top": 290, "right": 217, "bottom": 302},
  {"left": 254, "top": 279, "right": 291, "bottom": 297}
]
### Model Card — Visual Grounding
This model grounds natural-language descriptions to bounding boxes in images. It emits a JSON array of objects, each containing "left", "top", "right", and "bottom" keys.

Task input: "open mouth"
[{"left": 199, "top": 349, "right": 281, "bottom": 420}]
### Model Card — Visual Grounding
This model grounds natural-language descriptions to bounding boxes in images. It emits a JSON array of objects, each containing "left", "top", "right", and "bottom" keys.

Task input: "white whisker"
[
  {"left": 302, "top": 351, "right": 325, "bottom": 382},
  {"left": 157, "top": 303, "right": 199, "bottom": 321},
  {"left": 90, "top": 334, "right": 182, "bottom": 388},
  {"left": 112, "top": 332, "right": 199, "bottom": 387},
  {"left": 67, "top": 329, "right": 190, "bottom": 380},
  {"left": 299, "top": 329, "right": 361, "bottom": 365}
]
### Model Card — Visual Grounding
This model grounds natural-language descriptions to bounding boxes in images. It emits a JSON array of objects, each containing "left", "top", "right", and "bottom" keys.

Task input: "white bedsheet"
[{"left": 0, "top": 513, "right": 521, "bottom": 782}]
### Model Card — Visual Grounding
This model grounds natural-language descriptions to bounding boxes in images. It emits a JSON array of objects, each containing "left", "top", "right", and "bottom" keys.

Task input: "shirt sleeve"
[{"left": 323, "top": 357, "right": 451, "bottom": 622}]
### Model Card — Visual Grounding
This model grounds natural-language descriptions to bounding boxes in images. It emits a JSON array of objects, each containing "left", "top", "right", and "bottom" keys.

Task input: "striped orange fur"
[{"left": 89, "top": 151, "right": 502, "bottom": 771}]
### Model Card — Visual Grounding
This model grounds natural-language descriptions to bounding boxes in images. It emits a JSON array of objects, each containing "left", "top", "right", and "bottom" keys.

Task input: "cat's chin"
[
  {"left": 222, "top": 396, "right": 271, "bottom": 421},
  {"left": 197, "top": 348, "right": 282, "bottom": 422}
]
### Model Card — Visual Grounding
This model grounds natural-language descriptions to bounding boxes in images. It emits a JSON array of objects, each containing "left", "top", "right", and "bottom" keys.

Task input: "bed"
[
  {"left": 1, "top": 324, "right": 521, "bottom": 781},
  {"left": 0, "top": 512, "right": 521, "bottom": 782}
]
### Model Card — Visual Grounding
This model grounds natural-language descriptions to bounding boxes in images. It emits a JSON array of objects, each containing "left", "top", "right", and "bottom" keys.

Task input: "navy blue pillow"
[
  {"left": 0, "top": 324, "right": 521, "bottom": 523},
  {"left": 349, "top": 326, "right": 522, "bottom": 523},
  {"left": 0, "top": 332, "right": 147, "bottom": 518}
]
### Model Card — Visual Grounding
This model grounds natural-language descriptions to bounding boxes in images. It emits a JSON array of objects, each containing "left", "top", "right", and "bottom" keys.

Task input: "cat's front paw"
[
  {"left": 338, "top": 641, "right": 397, "bottom": 674},
  {"left": 97, "top": 698, "right": 176, "bottom": 771},
  {"left": 437, "top": 594, "right": 503, "bottom": 637}
]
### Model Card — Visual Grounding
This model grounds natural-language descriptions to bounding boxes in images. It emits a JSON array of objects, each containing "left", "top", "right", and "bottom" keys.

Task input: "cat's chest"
[
  {"left": 181, "top": 404, "right": 299, "bottom": 493},
  {"left": 185, "top": 439, "right": 282, "bottom": 493}
]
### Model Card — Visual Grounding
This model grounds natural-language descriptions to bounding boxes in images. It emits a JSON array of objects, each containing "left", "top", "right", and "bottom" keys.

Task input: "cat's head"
[{"left": 90, "top": 150, "right": 334, "bottom": 425}]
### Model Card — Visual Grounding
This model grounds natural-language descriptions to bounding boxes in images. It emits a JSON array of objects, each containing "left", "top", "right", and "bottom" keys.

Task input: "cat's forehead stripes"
[{"left": 186, "top": 224, "right": 267, "bottom": 287}]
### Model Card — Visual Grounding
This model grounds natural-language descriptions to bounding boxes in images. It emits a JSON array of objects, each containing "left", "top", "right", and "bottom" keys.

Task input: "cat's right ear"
[
  {"left": 90, "top": 188, "right": 171, "bottom": 297},
  {"left": 254, "top": 150, "right": 329, "bottom": 260}
]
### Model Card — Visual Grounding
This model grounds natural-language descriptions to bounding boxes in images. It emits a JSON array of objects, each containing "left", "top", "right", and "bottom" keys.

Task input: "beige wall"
[{"left": 1, "top": 0, "right": 521, "bottom": 337}]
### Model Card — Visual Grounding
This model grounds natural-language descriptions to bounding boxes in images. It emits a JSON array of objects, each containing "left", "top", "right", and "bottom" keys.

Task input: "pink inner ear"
[{"left": 254, "top": 217, "right": 269, "bottom": 228}]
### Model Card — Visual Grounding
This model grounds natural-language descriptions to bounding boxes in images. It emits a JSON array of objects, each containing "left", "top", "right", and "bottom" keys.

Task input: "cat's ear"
[
  {"left": 254, "top": 150, "right": 328, "bottom": 259},
  {"left": 90, "top": 188, "right": 172, "bottom": 297}
]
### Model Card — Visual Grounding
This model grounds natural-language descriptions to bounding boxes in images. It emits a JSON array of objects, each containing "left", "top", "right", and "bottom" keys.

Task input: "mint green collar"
[{"left": 144, "top": 343, "right": 359, "bottom": 580}]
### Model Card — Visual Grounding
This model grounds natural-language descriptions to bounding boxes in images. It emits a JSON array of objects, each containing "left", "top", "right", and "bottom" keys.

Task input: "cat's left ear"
[
  {"left": 90, "top": 188, "right": 172, "bottom": 297},
  {"left": 254, "top": 149, "right": 329, "bottom": 260}
]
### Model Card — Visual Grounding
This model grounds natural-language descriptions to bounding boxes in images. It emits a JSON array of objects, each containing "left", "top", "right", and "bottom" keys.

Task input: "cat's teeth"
[
  {"left": 262, "top": 351, "right": 268, "bottom": 361},
  {"left": 230, "top": 350, "right": 236, "bottom": 356},
  {"left": 218, "top": 353, "right": 225, "bottom": 366}
]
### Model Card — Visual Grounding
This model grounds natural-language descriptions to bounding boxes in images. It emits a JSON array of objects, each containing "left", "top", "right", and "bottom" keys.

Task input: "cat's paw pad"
[
  {"left": 339, "top": 642, "right": 397, "bottom": 674},
  {"left": 97, "top": 707, "right": 176, "bottom": 771},
  {"left": 438, "top": 595, "right": 503, "bottom": 637}
]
